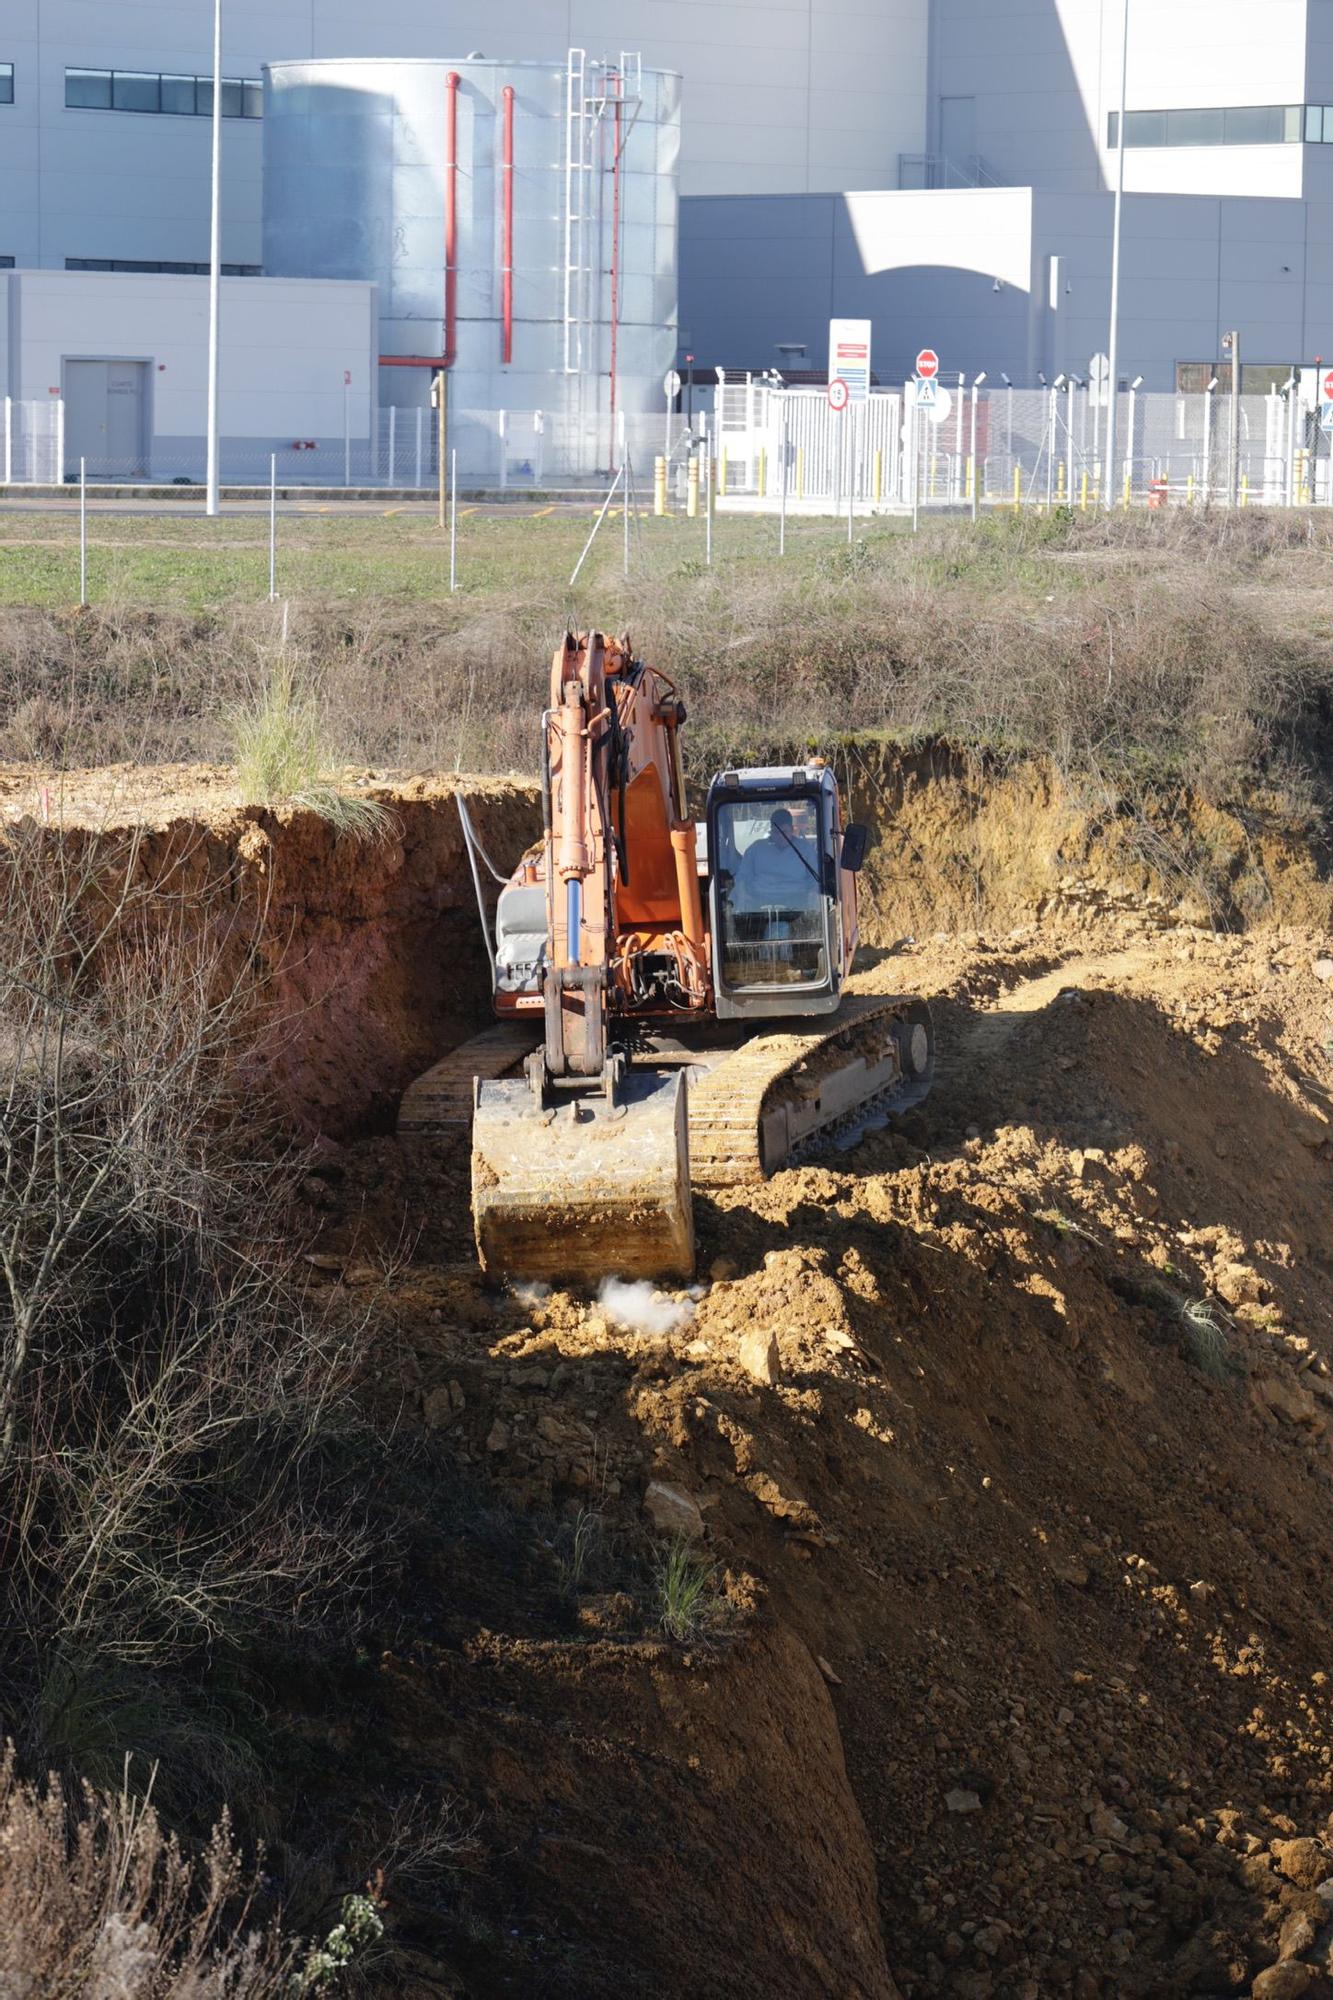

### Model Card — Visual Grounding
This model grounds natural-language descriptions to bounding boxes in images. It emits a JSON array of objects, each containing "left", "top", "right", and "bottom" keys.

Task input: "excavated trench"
[{"left": 5, "top": 749, "right": 1333, "bottom": 1999}]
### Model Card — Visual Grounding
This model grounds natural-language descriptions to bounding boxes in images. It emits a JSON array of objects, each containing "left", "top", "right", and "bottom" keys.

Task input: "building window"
[
  {"left": 0, "top": 64, "right": 13, "bottom": 104},
  {"left": 64, "top": 67, "right": 262, "bottom": 117},
  {"left": 0, "top": 257, "right": 13, "bottom": 269},
  {"left": 1110, "top": 103, "right": 1326, "bottom": 148},
  {"left": 66, "top": 257, "right": 263, "bottom": 276}
]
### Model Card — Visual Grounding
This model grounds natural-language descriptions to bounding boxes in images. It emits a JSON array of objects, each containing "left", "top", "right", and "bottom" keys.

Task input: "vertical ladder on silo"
[{"left": 563, "top": 48, "right": 588, "bottom": 377}]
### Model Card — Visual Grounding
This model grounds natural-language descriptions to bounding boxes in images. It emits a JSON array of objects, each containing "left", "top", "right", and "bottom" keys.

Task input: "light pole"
[
  {"left": 205, "top": 0, "right": 222, "bottom": 516},
  {"left": 1103, "top": 0, "right": 1129, "bottom": 508}
]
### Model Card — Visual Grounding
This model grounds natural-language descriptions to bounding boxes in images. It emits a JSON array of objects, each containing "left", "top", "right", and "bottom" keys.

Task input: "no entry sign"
[{"left": 916, "top": 348, "right": 940, "bottom": 380}]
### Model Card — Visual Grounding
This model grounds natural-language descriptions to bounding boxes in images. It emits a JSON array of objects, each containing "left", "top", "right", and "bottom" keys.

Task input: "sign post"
[{"left": 663, "top": 366, "right": 681, "bottom": 466}]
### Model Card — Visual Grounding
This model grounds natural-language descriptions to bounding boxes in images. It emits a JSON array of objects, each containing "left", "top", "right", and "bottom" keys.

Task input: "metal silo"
[{"left": 262, "top": 53, "right": 680, "bottom": 477}]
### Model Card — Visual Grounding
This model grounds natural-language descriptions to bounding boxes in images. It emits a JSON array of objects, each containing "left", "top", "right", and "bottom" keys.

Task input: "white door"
[{"left": 63, "top": 359, "right": 148, "bottom": 477}]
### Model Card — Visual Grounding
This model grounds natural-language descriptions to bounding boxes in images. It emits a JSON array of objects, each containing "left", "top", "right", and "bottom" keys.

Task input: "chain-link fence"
[{"left": 708, "top": 379, "right": 1333, "bottom": 514}]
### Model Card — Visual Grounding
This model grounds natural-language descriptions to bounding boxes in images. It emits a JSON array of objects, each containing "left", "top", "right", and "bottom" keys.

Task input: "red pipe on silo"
[
  {"left": 444, "top": 70, "right": 460, "bottom": 368},
  {"left": 501, "top": 84, "right": 514, "bottom": 364}
]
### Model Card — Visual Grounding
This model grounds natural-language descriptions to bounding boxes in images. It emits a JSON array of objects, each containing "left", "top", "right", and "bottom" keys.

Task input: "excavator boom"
[{"left": 469, "top": 633, "right": 702, "bottom": 1283}]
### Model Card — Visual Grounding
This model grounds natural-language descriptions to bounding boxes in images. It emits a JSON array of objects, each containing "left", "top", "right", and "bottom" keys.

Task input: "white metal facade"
[
  {"left": 0, "top": 0, "right": 929, "bottom": 276},
  {"left": 0, "top": 268, "right": 378, "bottom": 479}
]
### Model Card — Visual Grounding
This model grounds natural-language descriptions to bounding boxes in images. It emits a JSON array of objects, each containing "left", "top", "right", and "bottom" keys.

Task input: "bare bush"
[
  {"left": 0, "top": 1741, "right": 384, "bottom": 1998},
  {"left": 0, "top": 819, "right": 375, "bottom": 1782}
]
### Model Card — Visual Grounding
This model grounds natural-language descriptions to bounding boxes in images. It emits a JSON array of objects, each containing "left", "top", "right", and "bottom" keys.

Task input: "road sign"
[
  {"left": 828, "top": 376, "right": 850, "bottom": 413},
  {"left": 663, "top": 368, "right": 682, "bottom": 399},
  {"left": 913, "top": 376, "right": 937, "bottom": 410},
  {"left": 829, "top": 318, "right": 872, "bottom": 404},
  {"left": 1089, "top": 351, "right": 1111, "bottom": 409},
  {"left": 916, "top": 348, "right": 940, "bottom": 380},
  {"left": 924, "top": 385, "right": 952, "bottom": 428},
  {"left": 1322, "top": 368, "right": 1333, "bottom": 403}
]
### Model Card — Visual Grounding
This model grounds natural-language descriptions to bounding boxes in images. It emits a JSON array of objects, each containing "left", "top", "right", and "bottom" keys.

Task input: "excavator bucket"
[{"left": 471, "top": 1069, "right": 694, "bottom": 1285}]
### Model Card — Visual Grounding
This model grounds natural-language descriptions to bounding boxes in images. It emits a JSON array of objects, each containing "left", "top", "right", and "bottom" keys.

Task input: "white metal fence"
[
  {"left": 0, "top": 402, "right": 687, "bottom": 490},
  {"left": 708, "top": 379, "right": 1333, "bottom": 515},
  {"left": 1, "top": 400, "right": 63, "bottom": 484}
]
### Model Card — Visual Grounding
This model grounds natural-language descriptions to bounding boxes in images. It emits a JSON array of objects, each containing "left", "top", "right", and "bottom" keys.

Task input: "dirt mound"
[
  {"left": 313, "top": 905, "right": 1333, "bottom": 1998},
  {"left": 847, "top": 743, "right": 1333, "bottom": 937},
  {"left": 0, "top": 763, "right": 540, "bottom": 1136}
]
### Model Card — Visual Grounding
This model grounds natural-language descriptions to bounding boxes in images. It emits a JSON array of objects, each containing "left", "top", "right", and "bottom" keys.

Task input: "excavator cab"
[{"left": 706, "top": 766, "right": 867, "bottom": 1022}]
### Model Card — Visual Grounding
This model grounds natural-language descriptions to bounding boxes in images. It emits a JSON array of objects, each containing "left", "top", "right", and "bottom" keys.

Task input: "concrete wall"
[
  {"left": 0, "top": 0, "right": 929, "bottom": 280},
  {"left": 0, "top": 268, "right": 377, "bottom": 476}
]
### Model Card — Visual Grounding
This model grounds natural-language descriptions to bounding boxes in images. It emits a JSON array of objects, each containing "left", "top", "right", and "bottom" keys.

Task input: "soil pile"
[{"left": 321, "top": 907, "right": 1333, "bottom": 1999}]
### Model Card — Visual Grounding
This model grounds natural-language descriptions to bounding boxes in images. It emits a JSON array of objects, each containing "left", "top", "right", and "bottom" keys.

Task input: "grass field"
[
  {"left": 0, "top": 502, "right": 865, "bottom": 613},
  {"left": 0, "top": 502, "right": 1331, "bottom": 823}
]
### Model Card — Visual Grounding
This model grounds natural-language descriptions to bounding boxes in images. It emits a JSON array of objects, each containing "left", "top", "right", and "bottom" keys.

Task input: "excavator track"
[
  {"left": 686, "top": 994, "right": 934, "bottom": 1188},
  {"left": 397, "top": 1023, "right": 535, "bottom": 1134}
]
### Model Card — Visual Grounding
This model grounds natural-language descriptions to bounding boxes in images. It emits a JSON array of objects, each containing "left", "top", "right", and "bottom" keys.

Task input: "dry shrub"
[
  {"left": 0, "top": 514, "right": 1330, "bottom": 819},
  {"left": 0, "top": 1741, "right": 385, "bottom": 1997},
  {"left": 0, "top": 820, "right": 376, "bottom": 1793}
]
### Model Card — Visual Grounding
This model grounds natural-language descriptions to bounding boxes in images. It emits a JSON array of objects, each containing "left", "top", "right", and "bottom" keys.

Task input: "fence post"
[
  {"left": 969, "top": 378, "right": 980, "bottom": 522},
  {"left": 1065, "top": 376, "right": 1076, "bottom": 505},
  {"left": 388, "top": 405, "right": 396, "bottom": 487},
  {"left": 269, "top": 453, "right": 277, "bottom": 600},
  {"left": 79, "top": 457, "right": 88, "bottom": 606},
  {"left": 499, "top": 409, "right": 508, "bottom": 492},
  {"left": 704, "top": 416, "right": 713, "bottom": 566},
  {"left": 3, "top": 396, "right": 10, "bottom": 487},
  {"left": 779, "top": 400, "right": 788, "bottom": 556},
  {"left": 343, "top": 380, "right": 351, "bottom": 488},
  {"left": 449, "top": 447, "right": 458, "bottom": 592},
  {"left": 415, "top": 407, "right": 423, "bottom": 489},
  {"left": 1045, "top": 388, "right": 1056, "bottom": 511}
]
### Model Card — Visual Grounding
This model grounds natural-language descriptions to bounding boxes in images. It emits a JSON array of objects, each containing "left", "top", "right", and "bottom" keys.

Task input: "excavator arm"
[{"left": 471, "top": 633, "right": 699, "bottom": 1283}]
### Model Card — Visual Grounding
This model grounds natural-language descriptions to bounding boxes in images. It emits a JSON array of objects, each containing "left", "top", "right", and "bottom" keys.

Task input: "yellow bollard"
[
  {"left": 719, "top": 449, "right": 728, "bottom": 497},
  {"left": 653, "top": 454, "right": 667, "bottom": 517},
  {"left": 1186, "top": 473, "right": 1195, "bottom": 508},
  {"left": 1013, "top": 465, "right": 1022, "bottom": 511},
  {"left": 686, "top": 455, "right": 699, "bottom": 519},
  {"left": 873, "top": 449, "right": 882, "bottom": 504},
  {"left": 757, "top": 447, "right": 766, "bottom": 499},
  {"left": 1122, "top": 470, "right": 1131, "bottom": 510},
  {"left": 1057, "top": 462, "right": 1066, "bottom": 503},
  {"left": 965, "top": 457, "right": 974, "bottom": 501},
  {"left": 1240, "top": 473, "right": 1249, "bottom": 508},
  {"left": 1080, "top": 469, "right": 1088, "bottom": 511},
  {"left": 796, "top": 447, "right": 805, "bottom": 498}
]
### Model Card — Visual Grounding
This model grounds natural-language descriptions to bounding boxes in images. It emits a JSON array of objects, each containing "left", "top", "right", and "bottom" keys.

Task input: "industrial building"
[{"left": 1, "top": 3, "right": 1332, "bottom": 476}]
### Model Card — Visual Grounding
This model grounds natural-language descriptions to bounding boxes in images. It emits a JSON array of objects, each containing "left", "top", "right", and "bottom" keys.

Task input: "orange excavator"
[{"left": 399, "top": 632, "right": 933, "bottom": 1283}]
